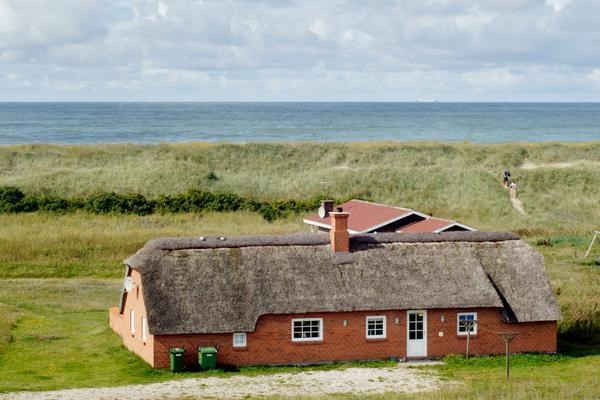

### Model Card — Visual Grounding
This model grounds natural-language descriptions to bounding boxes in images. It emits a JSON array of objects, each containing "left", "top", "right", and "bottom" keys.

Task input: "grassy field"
[{"left": 0, "top": 142, "right": 598, "bottom": 397}]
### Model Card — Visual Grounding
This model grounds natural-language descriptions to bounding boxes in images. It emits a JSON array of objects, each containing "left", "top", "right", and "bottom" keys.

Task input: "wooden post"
[
  {"left": 462, "top": 320, "right": 476, "bottom": 360},
  {"left": 584, "top": 231, "right": 599, "bottom": 259},
  {"left": 498, "top": 332, "right": 519, "bottom": 380}
]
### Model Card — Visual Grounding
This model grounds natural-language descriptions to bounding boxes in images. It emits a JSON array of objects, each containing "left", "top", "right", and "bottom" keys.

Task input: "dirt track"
[{"left": 0, "top": 363, "right": 445, "bottom": 400}]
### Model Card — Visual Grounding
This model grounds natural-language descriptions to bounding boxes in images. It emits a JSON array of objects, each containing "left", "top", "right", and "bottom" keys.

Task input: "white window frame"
[
  {"left": 365, "top": 316, "right": 387, "bottom": 339},
  {"left": 142, "top": 316, "right": 148, "bottom": 342},
  {"left": 457, "top": 312, "right": 477, "bottom": 335},
  {"left": 233, "top": 333, "right": 247, "bottom": 348},
  {"left": 130, "top": 309, "right": 135, "bottom": 334},
  {"left": 291, "top": 318, "right": 323, "bottom": 342}
]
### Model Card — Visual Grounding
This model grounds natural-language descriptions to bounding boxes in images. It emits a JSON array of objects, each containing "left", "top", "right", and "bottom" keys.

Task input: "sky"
[{"left": 0, "top": 0, "right": 599, "bottom": 101}]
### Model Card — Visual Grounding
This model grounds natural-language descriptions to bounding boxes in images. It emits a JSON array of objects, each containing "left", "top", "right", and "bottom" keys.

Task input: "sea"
[{"left": 0, "top": 102, "right": 599, "bottom": 144}]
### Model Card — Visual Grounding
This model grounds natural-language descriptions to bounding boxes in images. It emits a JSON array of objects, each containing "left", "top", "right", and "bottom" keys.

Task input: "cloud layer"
[{"left": 1, "top": 0, "right": 599, "bottom": 101}]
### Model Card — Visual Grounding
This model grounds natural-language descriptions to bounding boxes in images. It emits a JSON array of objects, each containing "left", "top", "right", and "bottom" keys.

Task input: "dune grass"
[
  {"left": 0, "top": 142, "right": 598, "bottom": 234},
  {"left": 0, "top": 211, "right": 304, "bottom": 278}
]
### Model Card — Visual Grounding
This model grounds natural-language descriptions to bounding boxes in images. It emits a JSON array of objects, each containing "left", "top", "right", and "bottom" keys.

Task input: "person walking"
[
  {"left": 503, "top": 169, "right": 511, "bottom": 187},
  {"left": 509, "top": 181, "right": 517, "bottom": 198}
]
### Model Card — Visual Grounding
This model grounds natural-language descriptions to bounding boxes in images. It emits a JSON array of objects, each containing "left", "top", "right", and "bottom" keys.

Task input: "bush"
[
  {"left": 0, "top": 186, "right": 336, "bottom": 221},
  {"left": 0, "top": 186, "right": 27, "bottom": 213},
  {"left": 37, "top": 196, "right": 72, "bottom": 213},
  {"left": 84, "top": 193, "right": 154, "bottom": 215}
]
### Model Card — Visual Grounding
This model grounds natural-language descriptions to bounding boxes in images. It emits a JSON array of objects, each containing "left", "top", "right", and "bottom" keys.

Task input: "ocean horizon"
[{"left": 1, "top": 102, "right": 599, "bottom": 144}]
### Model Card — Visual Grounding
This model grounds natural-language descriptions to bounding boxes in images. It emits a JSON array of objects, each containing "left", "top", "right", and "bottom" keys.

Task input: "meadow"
[{"left": 0, "top": 142, "right": 598, "bottom": 397}]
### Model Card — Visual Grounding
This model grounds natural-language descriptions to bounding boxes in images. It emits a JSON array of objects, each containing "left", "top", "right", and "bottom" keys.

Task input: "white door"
[{"left": 407, "top": 310, "right": 427, "bottom": 357}]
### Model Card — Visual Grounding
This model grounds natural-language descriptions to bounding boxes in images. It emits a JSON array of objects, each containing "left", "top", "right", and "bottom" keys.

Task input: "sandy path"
[
  {"left": 520, "top": 160, "right": 600, "bottom": 170},
  {"left": 0, "top": 363, "right": 445, "bottom": 400},
  {"left": 510, "top": 197, "right": 526, "bottom": 215}
]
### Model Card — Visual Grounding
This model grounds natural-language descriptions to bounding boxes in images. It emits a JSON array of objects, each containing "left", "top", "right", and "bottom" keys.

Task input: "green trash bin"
[
  {"left": 198, "top": 347, "right": 218, "bottom": 370},
  {"left": 169, "top": 347, "right": 185, "bottom": 373}
]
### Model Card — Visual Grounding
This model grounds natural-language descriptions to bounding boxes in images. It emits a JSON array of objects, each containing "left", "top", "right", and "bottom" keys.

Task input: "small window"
[
  {"left": 292, "top": 318, "right": 323, "bottom": 342},
  {"left": 142, "top": 316, "right": 148, "bottom": 342},
  {"left": 130, "top": 309, "right": 135, "bottom": 334},
  {"left": 233, "top": 333, "right": 247, "bottom": 347},
  {"left": 457, "top": 312, "right": 477, "bottom": 335},
  {"left": 366, "top": 316, "right": 387, "bottom": 339}
]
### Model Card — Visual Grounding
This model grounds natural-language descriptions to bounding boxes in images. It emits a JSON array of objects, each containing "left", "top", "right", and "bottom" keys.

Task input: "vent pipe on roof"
[
  {"left": 318, "top": 200, "right": 335, "bottom": 219},
  {"left": 329, "top": 210, "right": 350, "bottom": 253}
]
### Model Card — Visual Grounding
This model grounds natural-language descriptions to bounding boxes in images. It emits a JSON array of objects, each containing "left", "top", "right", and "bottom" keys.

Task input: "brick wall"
[
  {"left": 152, "top": 308, "right": 557, "bottom": 369},
  {"left": 108, "top": 269, "right": 155, "bottom": 366}
]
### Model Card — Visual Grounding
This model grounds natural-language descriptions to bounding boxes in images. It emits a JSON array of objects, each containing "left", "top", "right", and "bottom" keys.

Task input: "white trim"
[
  {"left": 406, "top": 310, "right": 427, "bottom": 357},
  {"left": 233, "top": 332, "right": 247, "bottom": 348},
  {"left": 457, "top": 312, "right": 478, "bottom": 335},
  {"left": 130, "top": 309, "right": 135, "bottom": 334},
  {"left": 433, "top": 221, "right": 477, "bottom": 233},
  {"left": 291, "top": 318, "right": 323, "bottom": 342},
  {"left": 365, "top": 316, "right": 387, "bottom": 339},
  {"left": 302, "top": 219, "right": 332, "bottom": 230},
  {"left": 141, "top": 316, "right": 148, "bottom": 342}
]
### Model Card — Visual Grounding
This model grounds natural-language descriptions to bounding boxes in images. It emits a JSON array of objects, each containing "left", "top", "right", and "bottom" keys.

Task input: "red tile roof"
[
  {"left": 303, "top": 199, "right": 418, "bottom": 233},
  {"left": 303, "top": 199, "right": 476, "bottom": 233},
  {"left": 398, "top": 218, "right": 455, "bottom": 233}
]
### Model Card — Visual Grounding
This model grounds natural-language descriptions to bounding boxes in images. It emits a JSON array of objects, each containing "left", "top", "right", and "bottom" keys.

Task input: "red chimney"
[{"left": 329, "top": 208, "right": 350, "bottom": 253}]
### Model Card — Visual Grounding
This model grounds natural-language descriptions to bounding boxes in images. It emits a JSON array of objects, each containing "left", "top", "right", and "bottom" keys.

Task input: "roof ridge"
[{"left": 142, "top": 231, "right": 519, "bottom": 251}]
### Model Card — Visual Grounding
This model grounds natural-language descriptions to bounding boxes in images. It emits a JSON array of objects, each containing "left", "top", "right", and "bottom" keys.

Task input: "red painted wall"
[{"left": 152, "top": 308, "right": 557, "bottom": 369}]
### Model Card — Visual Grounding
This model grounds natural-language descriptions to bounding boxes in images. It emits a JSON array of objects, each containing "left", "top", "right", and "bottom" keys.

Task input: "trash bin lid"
[
  {"left": 170, "top": 347, "right": 185, "bottom": 354},
  {"left": 199, "top": 346, "right": 218, "bottom": 354}
]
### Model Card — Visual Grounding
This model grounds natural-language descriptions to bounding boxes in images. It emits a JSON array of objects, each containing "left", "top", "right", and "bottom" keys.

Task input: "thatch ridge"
[
  {"left": 124, "top": 232, "right": 560, "bottom": 336},
  {"left": 144, "top": 231, "right": 519, "bottom": 251}
]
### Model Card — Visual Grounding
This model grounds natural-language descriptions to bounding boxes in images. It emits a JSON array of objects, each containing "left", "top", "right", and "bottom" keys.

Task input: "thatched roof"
[{"left": 124, "top": 232, "right": 560, "bottom": 335}]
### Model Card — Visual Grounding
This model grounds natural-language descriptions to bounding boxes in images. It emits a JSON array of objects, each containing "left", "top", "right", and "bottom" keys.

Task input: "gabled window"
[
  {"left": 233, "top": 333, "right": 247, "bottom": 348},
  {"left": 366, "top": 316, "right": 387, "bottom": 339},
  {"left": 457, "top": 312, "right": 477, "bottom": 335},
  {"left": 142, "top": 316, "right": 148, "bottom": 342},
  {"left": 291, "top": 318, "right": 323, "bottom": 342},
  {"left": 130, "top": 309, "right": 135, "bottom": 334}
]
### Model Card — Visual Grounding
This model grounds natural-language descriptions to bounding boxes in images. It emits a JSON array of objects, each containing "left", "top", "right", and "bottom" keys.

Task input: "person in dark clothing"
[{"left": 503, "top": 169, "right": 511, "bottom": 186}]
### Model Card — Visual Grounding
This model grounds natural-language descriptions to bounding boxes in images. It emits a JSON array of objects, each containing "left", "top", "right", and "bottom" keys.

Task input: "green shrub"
[
  {"left": 0, "top": 186, "right": 336, "bottom": 221},
  {"left": 84, "top": 193, "right": 154, "bottom": 215},
  {"left": 0, "top": 186, "right": 27, "bottom": 213}
]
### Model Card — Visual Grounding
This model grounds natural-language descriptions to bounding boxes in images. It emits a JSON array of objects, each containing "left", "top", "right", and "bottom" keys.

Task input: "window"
[
  {"left": 233, "top": 333, "right": 247, "bottom": 348},
  {"left": 366, "top": 316, "right": 387, "bottom": 339},
  {"left": 408, "top": 311, "right": 425, "bottom": 340},
  {"left": 457, "top": 312, "right": 477, "bottom": 335},
  {"left": 142, "top": 316, "right": 148, "bottom": 342},
  {"left": 292, "top": 318, "right": 323, "bottom": 341},
  {"left": 130, "top": 309, "right": 135, "bottom": 334}
]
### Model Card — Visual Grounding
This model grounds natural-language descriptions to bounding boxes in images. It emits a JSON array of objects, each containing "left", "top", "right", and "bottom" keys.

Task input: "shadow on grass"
[{"left": 557, "top": 340, "right": 600, "bottom": 358}]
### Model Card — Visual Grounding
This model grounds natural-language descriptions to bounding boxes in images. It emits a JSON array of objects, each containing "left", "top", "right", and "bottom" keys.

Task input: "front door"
[{"left": 407, "top": 310, "right": 427, "bottom": 357}]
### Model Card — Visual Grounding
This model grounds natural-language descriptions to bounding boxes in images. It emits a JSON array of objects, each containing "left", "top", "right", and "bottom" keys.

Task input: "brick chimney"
[{"left": 329, "top": 207, "right": 350, "bottom": 253}]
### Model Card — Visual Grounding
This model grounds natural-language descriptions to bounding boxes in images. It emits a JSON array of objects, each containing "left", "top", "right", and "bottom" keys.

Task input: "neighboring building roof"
[
  {"left": 398, "top": 218, "right": 475, "bottom": 233},
  {"left": 303, "top": 199, "right": 426, "bottom": 233},
  {"left": 124, "top": 232, "right": 560, "bottom": 336},
  {"left": 302, "top": 199, "right": 476, "bottom": 233}
]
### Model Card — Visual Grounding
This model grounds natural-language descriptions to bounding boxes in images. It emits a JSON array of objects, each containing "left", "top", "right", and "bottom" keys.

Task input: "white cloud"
[
  {"left": 545, "top": 0, "right": 571, "bottom": 13},
  {"left": 0, "top": 0, "right": 599, "bottom": 101}
]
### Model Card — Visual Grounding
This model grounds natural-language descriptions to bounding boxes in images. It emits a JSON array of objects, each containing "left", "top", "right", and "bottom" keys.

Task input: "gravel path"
[{"left": 0, "top": 363, "right": 445, "bottom": 400}]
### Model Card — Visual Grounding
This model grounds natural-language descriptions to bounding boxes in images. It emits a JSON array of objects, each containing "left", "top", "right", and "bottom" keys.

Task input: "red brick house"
[
  {"left": 109, "top": 212, "right": 559, "bottom": 369},
  {"left": 303, "top": 199, "right": 476, "bottom": 233}
]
